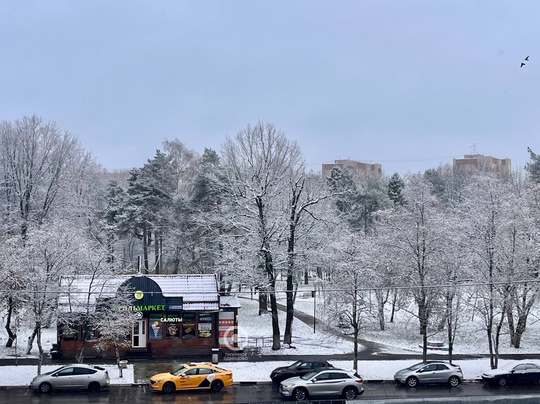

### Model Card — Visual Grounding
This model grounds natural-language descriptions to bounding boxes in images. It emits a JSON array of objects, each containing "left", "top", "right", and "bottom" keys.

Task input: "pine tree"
[
  {"left": 387, "top": 172, "right": 405, "bottom": 206},
  {"left": 526, "top": 147, "right": 540, "bottom": 184}
]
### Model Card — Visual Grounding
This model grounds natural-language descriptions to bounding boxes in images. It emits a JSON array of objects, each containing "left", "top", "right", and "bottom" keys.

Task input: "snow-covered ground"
[{"left": 1, "top": 289, "right": 540, "bottom": 386}]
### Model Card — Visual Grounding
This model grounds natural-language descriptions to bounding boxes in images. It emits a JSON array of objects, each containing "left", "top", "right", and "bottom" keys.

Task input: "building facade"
[
  {"left": 56, "top": 274, "right": 240, "bottom": 360},
  {"left": 452, "top": 154, "right": 511, "bottom": 174},
  {"left": 322, "top": 159, "right": 382, "bottom": 183}
]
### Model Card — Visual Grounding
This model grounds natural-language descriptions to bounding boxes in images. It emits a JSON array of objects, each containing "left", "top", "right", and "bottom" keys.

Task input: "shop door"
[{"left": 132, "top": 319, "right": 147, "bottom": 348}]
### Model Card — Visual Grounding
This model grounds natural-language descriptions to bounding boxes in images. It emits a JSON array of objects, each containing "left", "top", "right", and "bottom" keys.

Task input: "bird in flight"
[
  {"left": 521, "top": 56, "right": 530, "bottom": 68},
  {"left": 525, "top": 56, "right": 530, "bottom": 61},
  {"left": 521, "top": 62, "right": 526, "bottom": 68}
]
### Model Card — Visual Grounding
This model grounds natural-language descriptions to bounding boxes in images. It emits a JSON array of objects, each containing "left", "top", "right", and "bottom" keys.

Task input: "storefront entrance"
[{"left": 132, "top": 319, "right": 147, "bottom": 348}]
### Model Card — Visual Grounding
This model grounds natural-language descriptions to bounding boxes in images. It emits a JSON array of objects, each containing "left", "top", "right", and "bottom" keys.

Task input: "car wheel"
[
  {"left": 406, "top": 376, "right": 419, "bottom": 387},
  {"left": 342, "top": 386, "right": 357, "bottom": 400},
  {"left": 88, "top": 382, "right": 101, "bottom": 393},
  {"left": 162, "top": 381, "right": 176, "bottom": 394},
  {"left": 211, "top": 380, "right": 224, "bottom": 392},
  {"left": 448, "top": 376, "right": 460, "bottom": 387},
  {"left": 293, "top": 387, "right": 309, "bottom": 401},
  {"left": 498, "top": 378, "right": 507, "bottom": 387},
  {"left": 38, "top": 382, "right": 52, "bottom": 394}
]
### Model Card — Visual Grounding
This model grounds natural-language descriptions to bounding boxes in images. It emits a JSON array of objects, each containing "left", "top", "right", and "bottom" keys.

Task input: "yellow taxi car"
[{"left": 149, "top": 362, "right": 233, "bottom": 394}]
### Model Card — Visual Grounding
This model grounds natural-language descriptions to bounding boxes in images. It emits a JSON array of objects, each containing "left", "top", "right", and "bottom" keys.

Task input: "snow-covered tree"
[
  {"left": 461, "top": 174, "right": 516, "bottom": 368},
  {"left": 19, "top": 220, "right": 96, "bottom": 374},
  {"left": 220, "top": 121, "right": 303, "bottom": 350},
  {"left": 376, "top": 174, "right": 449, "bottom": 361},
  {"left": 387, "top": 172, "right": 405, "bottom": 207},
  {"left": 323, "top": 230, "right": 375, "bottom": 371},
  {"left": 282, "top": 173, "right": 331, "bottom": 345},
  {"left": 0, "top": 115, "right": 101, "bottom": 343},
  {"left": 526, "top": 147, "right": 540, "bottom": 184},
  {"left": 0, "top": 115, "right": 97, "bottom": 237}
]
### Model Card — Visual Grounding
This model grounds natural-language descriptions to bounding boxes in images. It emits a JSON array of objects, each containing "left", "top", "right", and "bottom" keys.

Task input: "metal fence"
[{"left": 237, "top": 336, "right": 273, "bottom": 348}]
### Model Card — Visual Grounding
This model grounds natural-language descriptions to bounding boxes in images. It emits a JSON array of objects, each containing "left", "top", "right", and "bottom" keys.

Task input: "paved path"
[{"left": 275, "top": 301, "right": 389, "bottom": 355}]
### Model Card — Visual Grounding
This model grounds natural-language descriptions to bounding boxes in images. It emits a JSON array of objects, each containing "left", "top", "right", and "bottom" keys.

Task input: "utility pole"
[{"left": 312, "top": 290, "right": 316, "bottom": 333}]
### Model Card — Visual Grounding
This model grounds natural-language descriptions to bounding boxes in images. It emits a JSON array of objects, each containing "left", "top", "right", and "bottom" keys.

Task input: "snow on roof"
[
  {"left": 148, "top": 274, "right": 218, "bottom": 301},
  {"left": 220, "top": 295, "right": 241, "bottom": 308},
  {"left": 58, "top": 274, "right": 220, "bottom": 312}
]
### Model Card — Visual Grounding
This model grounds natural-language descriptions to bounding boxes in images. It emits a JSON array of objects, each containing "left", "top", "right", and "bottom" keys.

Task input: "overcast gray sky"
[{"left": 1, "top": 0, "right": 538, "bottom": 175}]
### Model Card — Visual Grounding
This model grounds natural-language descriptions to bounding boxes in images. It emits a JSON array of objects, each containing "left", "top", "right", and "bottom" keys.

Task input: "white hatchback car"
[{"left": 29, "top": 364, "right": 110, "bottom": 394}]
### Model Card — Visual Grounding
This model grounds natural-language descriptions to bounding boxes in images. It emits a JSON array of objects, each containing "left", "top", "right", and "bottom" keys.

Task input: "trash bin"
[
  {"left": 50, "top": 343, "right": 63, "bottom": 360},
  {"left": 211, "top": 348, "right": 220, "bottom": 364}
]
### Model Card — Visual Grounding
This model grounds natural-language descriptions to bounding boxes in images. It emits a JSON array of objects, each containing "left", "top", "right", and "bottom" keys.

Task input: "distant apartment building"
[
  {"left": 322, "top": 159, "right": 382, "bottom": 182},
  {"left": 452, "top": 154, "right": 511, "bottom": 174}
]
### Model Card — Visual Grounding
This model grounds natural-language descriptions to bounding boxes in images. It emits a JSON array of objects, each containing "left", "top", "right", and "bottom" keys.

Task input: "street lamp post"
[{"left": 312, "top": 290, "right": 316, "bottom": 333}]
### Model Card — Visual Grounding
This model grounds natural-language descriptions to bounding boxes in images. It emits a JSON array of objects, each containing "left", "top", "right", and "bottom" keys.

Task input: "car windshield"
[
  {"left": 43, "top": 366, "right": 65, "bottom": 376},
  {"left": 301, "top": 371, "right": 319, "bottom": 380},
  {"left": 408, "top": 362, "right": 429, "bottom": 371},
  {"left": 288, "top": 361, "right": 302, "bottom": 369},
  {"left": 171, "top": 365, "right": 188, "bottom": 376}
]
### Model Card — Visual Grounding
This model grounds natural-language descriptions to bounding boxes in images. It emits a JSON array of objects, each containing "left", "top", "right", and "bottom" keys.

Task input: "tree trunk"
[
  {"left": 417, "top": 298, "right": 429, "bottom": 362},
  {"left": 143, "top": 222, "right": 149, "bottom": 273},
  {"left": 512, "top": 313, "right": 530, "bottom": 349},
  {"left": 115, "top": 342, "right": 123, "bottom": 378},
  {"left": 26, "top": 323, "right": 39, "bottom": 356},
  {"left": 269, "top": 290, "right": 281, "bottom": 350},
  {"left": 353, "top": 323, "right": 359, "bottom": 372},
  {"left": 37, "top": 326, "right": 43, "bottom": 376},
  {"left": 154, "top": 232, "right": 160, "bottom": 274},
  {"left": 4, "top": 297, "right": 17, "bottom": 348},
  {"left": 283, "top": 274, "right": 295, "bottom": 345},
  {"left": 506, "top": 304, "right": 515, "bottom": 346},
  {"left": 258, "top": 292, "right": 268, "bottom": 315},
  {"left": 375, "top": 290, "right": 385, "bottom": 331},
  {"left": 390, "top": 290, "right": 397, "bottom": 323}
]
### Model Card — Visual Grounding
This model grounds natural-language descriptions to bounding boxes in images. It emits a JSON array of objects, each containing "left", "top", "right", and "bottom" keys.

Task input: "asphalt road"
[{"left": 3, "top": 381, "right": 540, "bottom": 403}]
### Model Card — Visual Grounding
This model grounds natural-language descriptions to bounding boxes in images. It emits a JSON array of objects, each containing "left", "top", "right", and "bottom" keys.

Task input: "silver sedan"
[{"left": 29, "top": 364, "right": 110, "bottom": 394}]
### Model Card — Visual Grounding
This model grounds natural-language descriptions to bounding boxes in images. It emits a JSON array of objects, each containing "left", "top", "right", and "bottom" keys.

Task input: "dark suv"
[{"left": 270, "top": 360, "right": 334, "bottom": 384}]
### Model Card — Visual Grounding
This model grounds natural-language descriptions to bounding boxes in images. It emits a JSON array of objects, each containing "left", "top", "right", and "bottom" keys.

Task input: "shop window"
[
  {"left": 182, "top": 313, "right": 196, "bottom": 339},
  {"left": 198, "top": 313, "right": 212, "bottom": 338},
  {"left": 149, "top": 314, "right": 163, "bottom": 339},
  {"left": 166, "top": 323, "right": 180, "bottom": 338}
]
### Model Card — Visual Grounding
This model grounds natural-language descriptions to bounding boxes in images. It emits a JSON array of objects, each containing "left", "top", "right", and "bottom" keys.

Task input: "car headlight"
[{"left": 282, "top": 383, "right": 295, "bottom": 388}]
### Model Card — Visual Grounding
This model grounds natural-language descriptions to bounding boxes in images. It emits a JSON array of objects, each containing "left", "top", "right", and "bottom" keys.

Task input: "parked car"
[
  {"left": 149, "top": 362, "right": 233, "bottom": 394},
  {"left": 29, "top": 364, "right": 110, "bottom": 394},
  {"left": 280, "top": 368, "right": 364, "bottom": 401},
  {"left": 394, "top": 361, "right": 463, "bottom": 387},
  {"left": 270, "top": 360, "right": 334, "bottom": 383},
  {"left": 482, "top": 361, "right": 540, "bottom": 387}
]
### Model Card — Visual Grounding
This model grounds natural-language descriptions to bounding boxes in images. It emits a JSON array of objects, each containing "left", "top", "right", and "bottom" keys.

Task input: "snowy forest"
[{"left": 1, "top": 114, "right": 540, "bottom": 371}]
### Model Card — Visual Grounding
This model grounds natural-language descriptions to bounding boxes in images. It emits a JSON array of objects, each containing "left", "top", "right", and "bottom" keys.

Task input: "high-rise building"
[
  {"left": 452, "top": 154, "right": 511, "bottom": 174},
  {"left": 322, "top": 159, "right": 382, "bottom": 183}
]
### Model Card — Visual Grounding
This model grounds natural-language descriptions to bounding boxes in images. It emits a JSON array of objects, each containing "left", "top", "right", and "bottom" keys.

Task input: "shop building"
[{"left": 56, "top": 274, "right": 240, "bottom": 360}]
